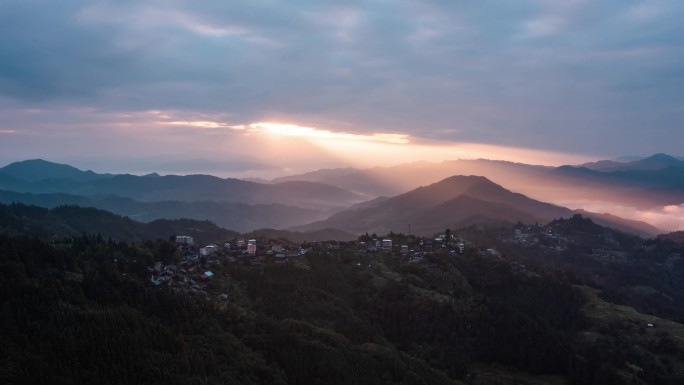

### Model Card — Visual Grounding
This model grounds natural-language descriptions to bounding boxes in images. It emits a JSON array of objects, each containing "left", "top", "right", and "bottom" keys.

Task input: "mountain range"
[
  {"left": 579, "top": 153, "right": 684, "bottom": 172},
  {"left": 0, "top": 156, "right": 676, "bottom": 236},
  {"left": 272, "top": 153, "right": 684, "bottom": 210},
  {"left": 0, "top": 159, "right": 363, "bottom": 210}
]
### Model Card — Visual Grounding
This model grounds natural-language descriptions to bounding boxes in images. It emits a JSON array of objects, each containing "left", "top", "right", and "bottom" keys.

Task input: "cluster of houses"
[
  {"left": 175, "top": 236, "right": 297, "bottom": 267},
  {"left": 145, "top": 233, "right": 480, "bottom": 296},
  {"left": 146, "top": 235, "right": 327, "bottom": 295},
  {"left": 356, "top": 236, "right": 467, "bottom": 264},
  {"left": 147, "top": 260, "right": 218, "bottom": 298},
  {"left": 503, "top": 225, "right": 568, "bottom": 253}
]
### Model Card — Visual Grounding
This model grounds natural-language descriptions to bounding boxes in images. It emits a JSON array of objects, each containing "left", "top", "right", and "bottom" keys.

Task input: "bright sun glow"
[
  {"left": 240, "top": 122, "right": 410, "bottom": 144},
  {"left": 166, "top": 120, "right": 232, "bottom": 128},
  {"left": 164, "top": 120, "right": 409, "bottom": 144}
]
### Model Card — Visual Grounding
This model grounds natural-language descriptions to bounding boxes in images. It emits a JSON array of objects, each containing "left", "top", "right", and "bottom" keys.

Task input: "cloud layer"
[{"left": 1, "top": 0, "right": 684, "bottom": 166}]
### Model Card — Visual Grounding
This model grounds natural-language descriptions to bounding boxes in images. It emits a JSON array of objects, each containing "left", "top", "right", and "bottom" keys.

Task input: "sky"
[{"left": 1, "top": 0, "right": 683, "bottom": 178}]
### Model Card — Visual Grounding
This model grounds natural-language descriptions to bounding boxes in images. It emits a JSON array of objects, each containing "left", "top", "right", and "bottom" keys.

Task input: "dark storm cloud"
[{"left": 1, "top": 0, "right": 683, "bottom": 156}]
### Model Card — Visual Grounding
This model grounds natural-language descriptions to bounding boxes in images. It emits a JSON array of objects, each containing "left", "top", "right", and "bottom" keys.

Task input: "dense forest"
[{"left": 2, "top": 204, "right": 684, "bottom": 384}]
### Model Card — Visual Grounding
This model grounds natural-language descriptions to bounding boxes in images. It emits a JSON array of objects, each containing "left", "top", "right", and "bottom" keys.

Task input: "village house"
[
  {"left": 247, "top": 239, "right": 257, "bottom": 256},
  {"left": 175, "top": 235, "right": 195, "bottom": 246}
]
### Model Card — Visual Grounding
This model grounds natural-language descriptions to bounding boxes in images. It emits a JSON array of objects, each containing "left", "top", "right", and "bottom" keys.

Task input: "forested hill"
[
  {"left": 3, "top": 220, "right": 684, "bottom": 384},
  {"left": 0, "top": 231, "right": 579, "bottom": 384},
  {"left": 0, "top": 202, "right": 238, "bottom": 244}
]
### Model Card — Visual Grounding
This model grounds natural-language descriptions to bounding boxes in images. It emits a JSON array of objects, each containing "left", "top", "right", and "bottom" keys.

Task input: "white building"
[
  {"left": 200, "top": 244, "right": 218, "bottom": 256},
  {"left": 247, "top": 239, "right": 257, "bottom": 255},
  {"left": 382, "top": 239, "right": 392, "bottom": 250},
  {"left": 175, "top": 235, "right": 195, "bottom": 246}
]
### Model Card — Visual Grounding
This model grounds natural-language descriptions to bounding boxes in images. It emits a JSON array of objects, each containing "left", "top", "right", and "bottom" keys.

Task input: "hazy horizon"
[{"left": 1, "top": 151, "right": 679, "bottom": 180}]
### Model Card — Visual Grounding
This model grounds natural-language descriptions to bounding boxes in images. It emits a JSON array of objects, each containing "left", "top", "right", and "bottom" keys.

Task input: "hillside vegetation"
[{"left": 3, "top": 205, "right": 684, "bottom": 384}]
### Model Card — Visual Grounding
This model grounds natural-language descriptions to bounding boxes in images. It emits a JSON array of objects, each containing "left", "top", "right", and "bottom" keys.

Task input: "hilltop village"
[
  {"left": 147, "top": 232, "right": 468, "bottom": 297},
  {"left": 147, "top": 214, "right": 666, "bottom": 302}
]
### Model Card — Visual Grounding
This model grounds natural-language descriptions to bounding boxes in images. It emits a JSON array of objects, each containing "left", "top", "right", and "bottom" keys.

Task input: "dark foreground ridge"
[{"left": 2, "top": 203, "right": 684, "bottom": 384}]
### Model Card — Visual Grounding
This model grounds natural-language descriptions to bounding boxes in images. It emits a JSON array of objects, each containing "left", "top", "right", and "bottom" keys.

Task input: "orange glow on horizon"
[
  {"left": 224, "top": 121, "right": 592, "bottom": 167},
  {"left": 160, "top": 118, "right": 594, "bottom": 168}
]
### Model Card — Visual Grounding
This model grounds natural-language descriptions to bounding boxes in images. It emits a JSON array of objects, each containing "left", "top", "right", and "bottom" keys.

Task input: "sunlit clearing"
[{"left": 244, "top": 122, "right": 409, "bottom": 144}]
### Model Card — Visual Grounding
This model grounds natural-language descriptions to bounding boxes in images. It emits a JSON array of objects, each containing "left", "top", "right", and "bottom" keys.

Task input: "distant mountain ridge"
[
  {"left": 579, "top": 153, "right": 684, "bottom": 172},
  {"left": 272, "top": 153, "right": 684, "bottom": 212},
  {"left": 547, "top": 162, "right": 684, "bottom": 208},
  {"left": 0, "top": 159, "right": 113, "bottom": 182},
  {"left": 292, "top": 175, "right": 660, "bottom": 237},
  {"left": 0, "top": 159, "right": 364, "bottom": 210},
  {"left": 271, "top": 159, "right": 552, "bottom": 199}
]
